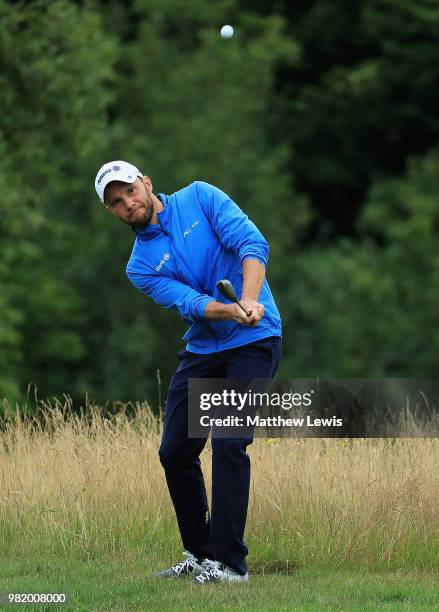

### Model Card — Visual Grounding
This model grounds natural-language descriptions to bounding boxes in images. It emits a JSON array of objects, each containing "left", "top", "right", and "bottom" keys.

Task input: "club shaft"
[{"left": 237, "top": 300, "right": 251, "bottom": 317}]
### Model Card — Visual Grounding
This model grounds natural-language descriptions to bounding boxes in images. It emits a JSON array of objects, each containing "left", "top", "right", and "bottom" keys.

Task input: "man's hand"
[
  {"left": 231, "top": 299, "right": 264, "bottom": 326},
  {"left": 205, "top": 299, "right": 264, "bottom": 324},
  {"left": 241, "top": 298, "right": 264, "bottom": 318}
]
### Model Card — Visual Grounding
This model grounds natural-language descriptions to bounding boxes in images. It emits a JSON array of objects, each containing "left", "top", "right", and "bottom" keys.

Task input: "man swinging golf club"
[{"left": 94, "top": 161, "right": 282, "bottom": 583}]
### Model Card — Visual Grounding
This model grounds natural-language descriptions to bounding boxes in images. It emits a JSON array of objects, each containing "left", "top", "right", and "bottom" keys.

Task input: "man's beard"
[{"left": 129, "top": 201, "right": 154, "bottom": 229}]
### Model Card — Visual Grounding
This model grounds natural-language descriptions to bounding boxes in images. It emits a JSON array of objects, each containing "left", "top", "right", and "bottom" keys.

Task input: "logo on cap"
[
  {"left": 112, "top": 165, "right": 121, "bottom": 171},
  {"left": 97, "top": 168, "right": 112, "bottom": 185}
]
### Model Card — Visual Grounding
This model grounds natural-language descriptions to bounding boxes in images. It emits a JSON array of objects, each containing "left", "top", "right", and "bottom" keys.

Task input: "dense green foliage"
[{"left": 1, "top": 0, "right": 438, "bottom": 406}]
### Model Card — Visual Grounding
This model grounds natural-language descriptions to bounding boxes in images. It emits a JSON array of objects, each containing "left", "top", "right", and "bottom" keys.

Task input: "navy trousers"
[{"left": 158, "top": 336, "right": 282, "bottom": 575}]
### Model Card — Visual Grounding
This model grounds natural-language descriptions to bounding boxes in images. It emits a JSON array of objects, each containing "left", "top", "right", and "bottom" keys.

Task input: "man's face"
[{"left": 104, "top": 176, "right": 155, "bottom": 229}]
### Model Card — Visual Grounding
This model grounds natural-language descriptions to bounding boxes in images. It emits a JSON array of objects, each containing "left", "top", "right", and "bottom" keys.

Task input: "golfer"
[{"left": 94, "top": 161, "right": 282, "bottom": 584}]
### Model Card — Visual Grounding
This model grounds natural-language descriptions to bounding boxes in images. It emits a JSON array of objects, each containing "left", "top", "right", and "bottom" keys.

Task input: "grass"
[
  {"left": 1, "top": 555, "right": 439, "bottom": 611},
  {"left": 1, "top": 399, "right": 439, "bottom": 609}
]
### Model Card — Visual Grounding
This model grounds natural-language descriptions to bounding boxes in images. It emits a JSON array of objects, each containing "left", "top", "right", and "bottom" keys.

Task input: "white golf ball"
[{"left": 220, "top": 25, "right": 234, "bottom": 39}]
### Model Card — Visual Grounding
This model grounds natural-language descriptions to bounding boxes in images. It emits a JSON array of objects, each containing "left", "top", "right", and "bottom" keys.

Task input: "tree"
[
  {"left": 279, "top": 150, "right": 439, "bottom": 377},
  {"left": 0, "top": 0, "right": 116, "bottom": 402}
]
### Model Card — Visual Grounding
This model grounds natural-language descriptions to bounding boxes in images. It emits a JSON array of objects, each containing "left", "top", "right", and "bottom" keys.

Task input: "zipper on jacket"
[{"left": 158, "top": 222, "right": 169, "bottom": 236}]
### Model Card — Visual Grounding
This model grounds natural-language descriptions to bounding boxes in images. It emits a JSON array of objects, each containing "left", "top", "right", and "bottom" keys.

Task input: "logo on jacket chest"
[
  {"left": 155, "top": 252, "right": 170, "bottom": 272},
  {"left": 183, "top": 220, "right": 199, "bottom": 237}
]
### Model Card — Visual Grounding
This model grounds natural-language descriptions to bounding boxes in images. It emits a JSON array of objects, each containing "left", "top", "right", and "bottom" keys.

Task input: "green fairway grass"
[{"left": 1, "top": 554, "right": 439, "bottom": 611}]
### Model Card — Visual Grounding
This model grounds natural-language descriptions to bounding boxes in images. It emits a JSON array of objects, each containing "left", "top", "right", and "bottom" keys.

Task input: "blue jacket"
[{"left": 126, "top": 181, "right": 282, "bottom": 353}]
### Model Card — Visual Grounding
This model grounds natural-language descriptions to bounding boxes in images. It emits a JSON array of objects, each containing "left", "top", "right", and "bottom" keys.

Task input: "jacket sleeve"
[
  {"left": 126, "top": 269, "right": 215, "bottom": 322},
  {"left": 194, "top": 181, "right": 269, "bottom": 266}
]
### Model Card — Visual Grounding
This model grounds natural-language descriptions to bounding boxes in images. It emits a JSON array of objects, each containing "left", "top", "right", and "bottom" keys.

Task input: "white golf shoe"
[
  {"left": 157, "top": 550, "right": 205, "bottom": 578},
  {"left": 194, "top": 559, "right": 249, "bottom": 584}
]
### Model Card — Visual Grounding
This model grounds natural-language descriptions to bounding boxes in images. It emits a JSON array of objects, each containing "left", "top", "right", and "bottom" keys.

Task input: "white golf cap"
[{"left": 94, "top": 160, "right": 143, "bottom": 203}]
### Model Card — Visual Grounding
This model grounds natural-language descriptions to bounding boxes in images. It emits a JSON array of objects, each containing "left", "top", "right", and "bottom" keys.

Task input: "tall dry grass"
[{"left": 1, "top": 399, "right": 439, "bottom": 571}]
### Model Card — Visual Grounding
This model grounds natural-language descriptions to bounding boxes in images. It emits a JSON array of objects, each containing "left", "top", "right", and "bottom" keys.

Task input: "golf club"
[{"left": 216, "top": 279, "right": 251, "bottom": 316}]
